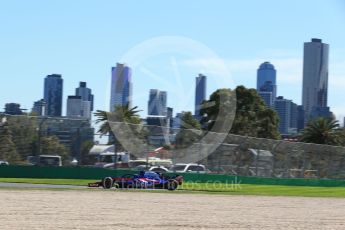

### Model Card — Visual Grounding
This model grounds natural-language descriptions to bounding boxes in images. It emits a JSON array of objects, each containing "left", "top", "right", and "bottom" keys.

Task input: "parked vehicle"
[
  {"left": 169, "top": 163, "right": 208, "bottom": 173},
  {"left": 129, "top": 157, "right": 172, "bottom": 168},
  {"left": 0, "top": 160, "right": 9, "bottom": 166},
  {"left": 134, "top": 165, "right": 169, "bottom": 173},
  {"left": 27, "top": 155, "right": 62, "bottom": 167},
  {"left": 93, "top": 152, "right": 129, "bottom": 168}
]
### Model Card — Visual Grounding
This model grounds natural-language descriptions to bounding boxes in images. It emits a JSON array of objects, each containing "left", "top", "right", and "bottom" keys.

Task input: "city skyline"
[
  {"left": 0, "top": 47, "right": 342, "bottom": 121},
  {"left": 0, "top": 1, "right": 344, "bottom": 121},
  {"left": 9, "top": 38, "right": 332, "bottom": 137}
]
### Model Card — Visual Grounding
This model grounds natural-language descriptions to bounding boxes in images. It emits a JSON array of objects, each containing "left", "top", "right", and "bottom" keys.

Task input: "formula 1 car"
[{"left": 88, "top": 171, "right": 183, "bottom": 191}]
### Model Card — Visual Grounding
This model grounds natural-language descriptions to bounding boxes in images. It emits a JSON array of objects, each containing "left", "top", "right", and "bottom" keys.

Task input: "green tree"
[
  {"left": 300, "top": 118, "right": 344, "bottom": 145},
  {"left": 0, "top": 123, "right": 21, "bottom": 163},
  {"left": 256, "top": 107, "right": 280, "bottom": 139},
  {"left": 6, "top": 116, "right": 38, "bottom": 159},
  {"left": 175, "top": 112, "right": 202, "bottom": 148},
  {"left": 94, "top": 104, "right": 142, "bottom": 151},
  {"left": 79, "top": 140, "right": 95, "bottom": 165},
  {"left": 200, "top": 88, "right": 235, "bottom": 132},
  {"left": 201, "top": 86, "right": 280, "bottom": 139},
  {"left": 94, "top": 104, "right": 141, "bottom": 137}
]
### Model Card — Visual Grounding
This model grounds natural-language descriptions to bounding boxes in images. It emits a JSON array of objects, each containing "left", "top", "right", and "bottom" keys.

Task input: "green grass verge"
[
  {"left": 180, "top": 183, "right": 345, "bottom": 198},
  {"left": 0, "top": 178, "right": 95, "bottom": 186},
  {"left": 1, "top": 178, "right": 345, "bottom": 198}
]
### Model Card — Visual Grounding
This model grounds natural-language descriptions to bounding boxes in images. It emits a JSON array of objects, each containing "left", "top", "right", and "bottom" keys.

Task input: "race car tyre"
[
  {"left": 166, "top": 179, "right": 178, "bottom": 191},
  {"left": 136, "top": 181, "right": 147, "bottom": 189},
  {"left": 102, "top": 177, "right": 113, "bottom": 189}
]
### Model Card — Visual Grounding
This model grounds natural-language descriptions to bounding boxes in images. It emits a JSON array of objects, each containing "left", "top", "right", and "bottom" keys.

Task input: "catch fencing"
[
  {"left": 1, "top": 115, "right": 345, "bottom": 180},
  {"left": 107, "top": 121, "right": 345, "bottom": 180}
]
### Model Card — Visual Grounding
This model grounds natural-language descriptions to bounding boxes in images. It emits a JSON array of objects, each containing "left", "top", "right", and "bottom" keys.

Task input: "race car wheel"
[
  {"left": 136, "top": 181, "right": 147, "bottom": 189},
  {"left": 166, "top": 179, "right": 178, "bottom": 191},
  {"left": 102, "top": 177, "right": 113, "bottom": 189}
]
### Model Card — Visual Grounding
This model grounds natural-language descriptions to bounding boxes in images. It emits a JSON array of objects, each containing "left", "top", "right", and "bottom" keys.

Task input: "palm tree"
[
  {"left": 94, "top": 104, "right": 141, "bottom": 137},
  {"left": 300, "top": 118, "right": 344, "bottom": 146},
  {"left": 94, "top": 104, "right": 142, "bottom": 167}
]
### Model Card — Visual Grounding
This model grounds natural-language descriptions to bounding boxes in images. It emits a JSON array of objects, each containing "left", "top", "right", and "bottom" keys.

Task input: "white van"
[{"left": 27, "top": 155, "right": 62, "bottom": 167}]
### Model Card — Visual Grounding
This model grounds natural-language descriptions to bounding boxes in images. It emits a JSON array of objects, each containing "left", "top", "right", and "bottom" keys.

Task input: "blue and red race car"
[{"left": 88, "top": 171, "right": 183, "bottom": 191}]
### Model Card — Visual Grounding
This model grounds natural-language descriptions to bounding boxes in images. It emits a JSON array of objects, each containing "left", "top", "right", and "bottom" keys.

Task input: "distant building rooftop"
[
  {"left": 259, "top": 62, "right": 275, "bottom": 70},
  {"left": 311, "top": 38, "right": 322, "bottom": 43}
]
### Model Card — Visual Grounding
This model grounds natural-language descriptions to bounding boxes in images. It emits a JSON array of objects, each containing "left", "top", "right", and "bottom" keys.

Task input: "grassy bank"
[
  {"left": 180, "top": 182, "right": 345, "bottom": 197},
  {"left": 1, "top": 178, "right": 345, "bottom": 198},
  {"left": 0, "top": 178, "right": 94, "bottom": 186}
]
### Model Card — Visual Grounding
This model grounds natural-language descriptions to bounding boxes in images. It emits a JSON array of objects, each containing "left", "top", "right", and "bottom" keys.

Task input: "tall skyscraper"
[
  {"left": 110, "top": 63, "right": 132, "bottom": 112},
  {"left": 66, "top": 82, "right": 93, "bottom": 119},
  {"left": 148, "top": 89, "right": 167, "bottom": 116},
  {"left": 257, "top": 62, "right": 277, "bottom": 107},
  {"left": 290, "top": 102, "right": 298, "bottom": 133},
  {"left": 32, "top": 99, "right": 46, "bottom": 116},
  {"left": 302, "top": 38, "right": 329, "bottom": 122},
  {"left": 297, "top": 105, "right": 305, "bottom": 131},
  {"left": 81, "top": 101, "right": 91, "bottom": 119},
  {"left": 258, "top": 91, "right": 273, "bottom": 108},
  {"left": 310, "top": 106, "right": 332, "bottom": 120},
  {"left": 172, "top": 112, "right": 185, "bottom": 130},
  {"left": 195, "top": 74, "right": 207, "bottom": 116},
  {"left": 167, "top": 107, "right": 173, "bottom": 118},
  {"left": 66, "top": 96, "right": 82, "bottom": 117},
  {"left": 275, "top": 96, "right": 291, "bottom": 135},
  {"left": 44, "top": 74, "right": 63, "bottom": 117},
  {"left": 76, "top": 82, "right": 94, "bottom": 111}
]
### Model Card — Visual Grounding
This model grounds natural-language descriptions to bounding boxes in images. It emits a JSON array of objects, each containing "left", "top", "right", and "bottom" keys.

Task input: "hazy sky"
[{"left": 1, "top": 0, "right": 345, "bottom": 122}]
